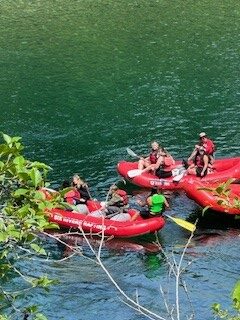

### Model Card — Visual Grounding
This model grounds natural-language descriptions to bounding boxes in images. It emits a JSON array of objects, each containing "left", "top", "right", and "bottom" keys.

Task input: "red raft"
[
  {"left": 117, "top": 157, "right": 240, "bottom": 190},
  {"left": 48, "top": 200, "right": 165, "bottom": 238},
  {"left": 183, "top": 180, "right": 240, "bottom": 215}
]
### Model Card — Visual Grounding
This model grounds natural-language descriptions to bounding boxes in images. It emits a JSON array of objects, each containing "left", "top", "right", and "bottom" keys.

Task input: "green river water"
[{"left": 1, "top": 1, "right": 240, "bottom": 319}]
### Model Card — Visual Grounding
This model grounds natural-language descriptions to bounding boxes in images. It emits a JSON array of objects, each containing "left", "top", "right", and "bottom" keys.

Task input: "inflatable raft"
[
  {"left": 48, "top": 200, "right": 165, "bottom": 237},
  {"left": 183, "top": 180, "right": 240, "bottom": 215},
  {"left": 117, "top": 157, "right": 240, "bottom": 190}
]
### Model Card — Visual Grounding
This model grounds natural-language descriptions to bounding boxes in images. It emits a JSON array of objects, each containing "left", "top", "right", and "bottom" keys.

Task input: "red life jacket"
[
  {"left": 116, "top": 189, "right": 128, "bottom": 205},
  {"left": 195, "top": 154, "right": 204, "bottom": 168},
  {"left": 64, "top": 189, "right": 81, "bottom": 205},
  {"left": 149, "top": 151, "right": 158, "bottom": 164}
]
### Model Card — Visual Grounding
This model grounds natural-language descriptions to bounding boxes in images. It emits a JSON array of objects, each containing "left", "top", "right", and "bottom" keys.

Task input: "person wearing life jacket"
[
  {"left": 187, "top": 147, "right": 209, "bottom": 177},
  {"left": 188, "top": 132, "right": 216, "bottom": 165},
  {"left": 139, "top": 188, "right": 170, "bottom": 218},
  {"left": 141, "top": 144, "right": 175, "bottom": 178},
  {"left": 64, "top": 185, "right": 90, "bottom": 214},
  {"left": 72, "top": 174, "right": 91, "bottom": 203},
  {"left": 138, "top": 141, "right": 161, "bottom": 170},
  {"left": 154, "top": 147, "right": 175, "bottom": 178},
  {"left": 89, "top": 185, "right": 131, "bottom": 221},
  {"left": 104, "top": 185, "right": 129, "bottom": 215}
]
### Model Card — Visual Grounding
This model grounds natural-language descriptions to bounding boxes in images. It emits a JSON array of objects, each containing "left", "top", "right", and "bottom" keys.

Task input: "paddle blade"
[
  {"left": 172, "top": 172, "right": 185, "bottom": 182},
  {"left": 126, "top": 147, "right": 140, "bottom": 158},
  {"left": 127, "top": 169, "right": 143, "bottom": 178},
  {"left": 165, "top": 214, "right": 196, "bottom": 232}
]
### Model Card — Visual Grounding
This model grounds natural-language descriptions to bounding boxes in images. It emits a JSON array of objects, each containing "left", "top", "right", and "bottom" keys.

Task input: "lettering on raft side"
[
  {"left": 52, "top": 214, "right": 118, "bottom": 231},
  {"left": 149, "top": 180, "right": 170, "bottom": 186}
]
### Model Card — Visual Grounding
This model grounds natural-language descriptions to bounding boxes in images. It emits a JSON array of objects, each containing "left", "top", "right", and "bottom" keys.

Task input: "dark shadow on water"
[{"left": 187, "top": 208, "right": 240, "bottom": 230}]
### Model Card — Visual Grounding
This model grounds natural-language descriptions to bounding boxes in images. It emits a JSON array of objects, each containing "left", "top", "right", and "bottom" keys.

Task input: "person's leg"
[{"left": 106, "top": 206, "right": 121, "bottom": 216}]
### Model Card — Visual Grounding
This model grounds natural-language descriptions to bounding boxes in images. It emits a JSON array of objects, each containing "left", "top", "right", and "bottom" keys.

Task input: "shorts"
[{"left": 196, "top": 167, "right": 207, "bottom": 177}]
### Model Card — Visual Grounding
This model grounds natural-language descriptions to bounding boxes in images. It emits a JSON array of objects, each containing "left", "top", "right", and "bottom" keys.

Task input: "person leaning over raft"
[
  {"left": 138, "top": 188, "right": 170, "bottom": 219},
  {"left": 188, "top": 132, "right": 216, "bottom": 164},
  {"left": 101, "top": 184, "right": 129, "bottom": 216},
  {"left": 89, "top": 185, "right": 131, "bottom": 221}
]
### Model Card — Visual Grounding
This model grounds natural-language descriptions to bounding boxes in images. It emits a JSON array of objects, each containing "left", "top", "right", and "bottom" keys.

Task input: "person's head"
[
  {"left": 72, "top": 174, "right": 84, "bottom": 186},
  {"left": 159, "top": 146, "right": 168, "bottom": 156},
  {"left": 198, "top": 146, "right": 205, "bottom": 155},
  {"left": 150, "top": 141, "right": 160, "bottom": 151},
  {"left": 151, "top": 187, "right": 162, "bottom": 195},
  {"left": 199, "top": 132, "right": 207, "bottom": 141},
  {"left": 110, "top": 184, "right": 118, "bottom": 194}
]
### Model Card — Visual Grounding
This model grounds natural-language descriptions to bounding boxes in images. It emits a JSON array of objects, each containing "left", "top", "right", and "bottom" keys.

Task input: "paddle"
[
  {"left": 127, "top": 169, "right": 143, "bottom": 178},
  {"left": 164, "top": 214, "right": 196, "bottom": 232},
  {"left": 126, "top": 147, "right": 141, "bottom": 159}
]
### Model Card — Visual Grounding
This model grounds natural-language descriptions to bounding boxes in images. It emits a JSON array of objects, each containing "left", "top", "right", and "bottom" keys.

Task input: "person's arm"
[
  {"left": 153, "top": 155, "right": 164, "bottom": 170},
  {"left": 146, "top": 196, "right": 152, "bottom": 208},
  {"left": 188, "top": 145, "right": 200, "bottom": 162},
  {"left": 164, "top": 197, "right": 170, "bottom": 209}
]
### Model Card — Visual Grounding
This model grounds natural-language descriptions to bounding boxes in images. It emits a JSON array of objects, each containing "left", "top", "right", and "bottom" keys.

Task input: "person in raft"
[
  {"left": 89, "top": 185, "right": 132, "bottom": 221},
  {"left": 72, "top": 174, "right": 91, "bottom": 203},
  {"left": 63, "top": 175, "right": 91, "bottom": 214},
  {"left": 138, "top": 188, "right": 170, "bottom": 219},
  {"left": 138, "top": 141, "right": 161, "bottom": 170},
  {"left": 187, "top": 146, "right": 210, "bottom": 177},
  {"left": 188, "top": 132, "right": 216, "bottom": 165},
  {"left": 138, "top": 141, "right": 175, "bottom": 178}
]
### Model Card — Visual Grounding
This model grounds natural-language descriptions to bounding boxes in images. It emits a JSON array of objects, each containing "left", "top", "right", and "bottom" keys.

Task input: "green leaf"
[
  {"left": 232, "top": 280, "right": 240, "bottom": 309},
  {"left": 13, "top": 155, "right": 25, "bottom": 167},
  {"left": 34, "top": 313, "right": 48, "bottom": 320},
  {"left": 30, "top": 168, "right": 43, "bottom": 187},
  {"left": 212, "top": 303, "right": 221, "bottom": 313},
  {"left": 30, "top": 243, "right": 47, "bottom": 256},
  {"left": 2, "top": 133, "right": 12, "bottom": 145},
  {"left": 33, "top": 190, "right": 45, "bottom": 200},
  {"left": 30, "top": 161, "right": 52, "bottom": 171},
  {"left": 0, "top": 232, "right": 9, "bottom": 243},
  {"left": 0, "top": 161, "right": 4, "bottom": 170},
  {"left": 14, "top": 188, "right": 29, "bottom": 197},
  {"left": 18, "top": 171, "right": 31, "bottom": 181}
]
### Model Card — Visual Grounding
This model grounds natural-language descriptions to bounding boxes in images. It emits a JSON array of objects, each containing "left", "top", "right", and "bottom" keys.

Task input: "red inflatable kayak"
[
  {"left": 117, "top": 157, "right": 240, "bottom": 190},
  {"left": 48, "top": 200, "right": 165, "bottom": 237},
  {"left": 183, "top": 180, "right": 240, "bottom": 215}
]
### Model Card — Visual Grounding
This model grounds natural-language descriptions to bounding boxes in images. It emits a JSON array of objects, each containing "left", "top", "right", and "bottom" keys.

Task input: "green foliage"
[
  {"left": 200, "top": 179, "right": 240, "bottom": 213},
  {"left": 0, "top": 133, "right": 62, "bottom": 319},
  {"left": 212, "top": 281, "right": 240, "bottom": 319}
]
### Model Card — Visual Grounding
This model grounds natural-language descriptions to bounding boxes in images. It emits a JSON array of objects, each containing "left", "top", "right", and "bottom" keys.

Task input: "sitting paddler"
[
  {"left": 187, "top": 146, "right": 211, "bottom": 177},
  {"left": 188, "top": 132, "right": 216, "bottom": 165},
  {"left": 139, "top": 142, "right": 175, "bottom": 178},
  {"left": 63, "top": 177, "right": 90, "bottom": 214},
  {"left": 138, "top": 141, "right": 161, "bottom": 170},
  {"left": 72, "top": 174, "right": 91, "bottom": 203},
  {"left": 137, "top": 188, "right": 170, "bottom": 219}
]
